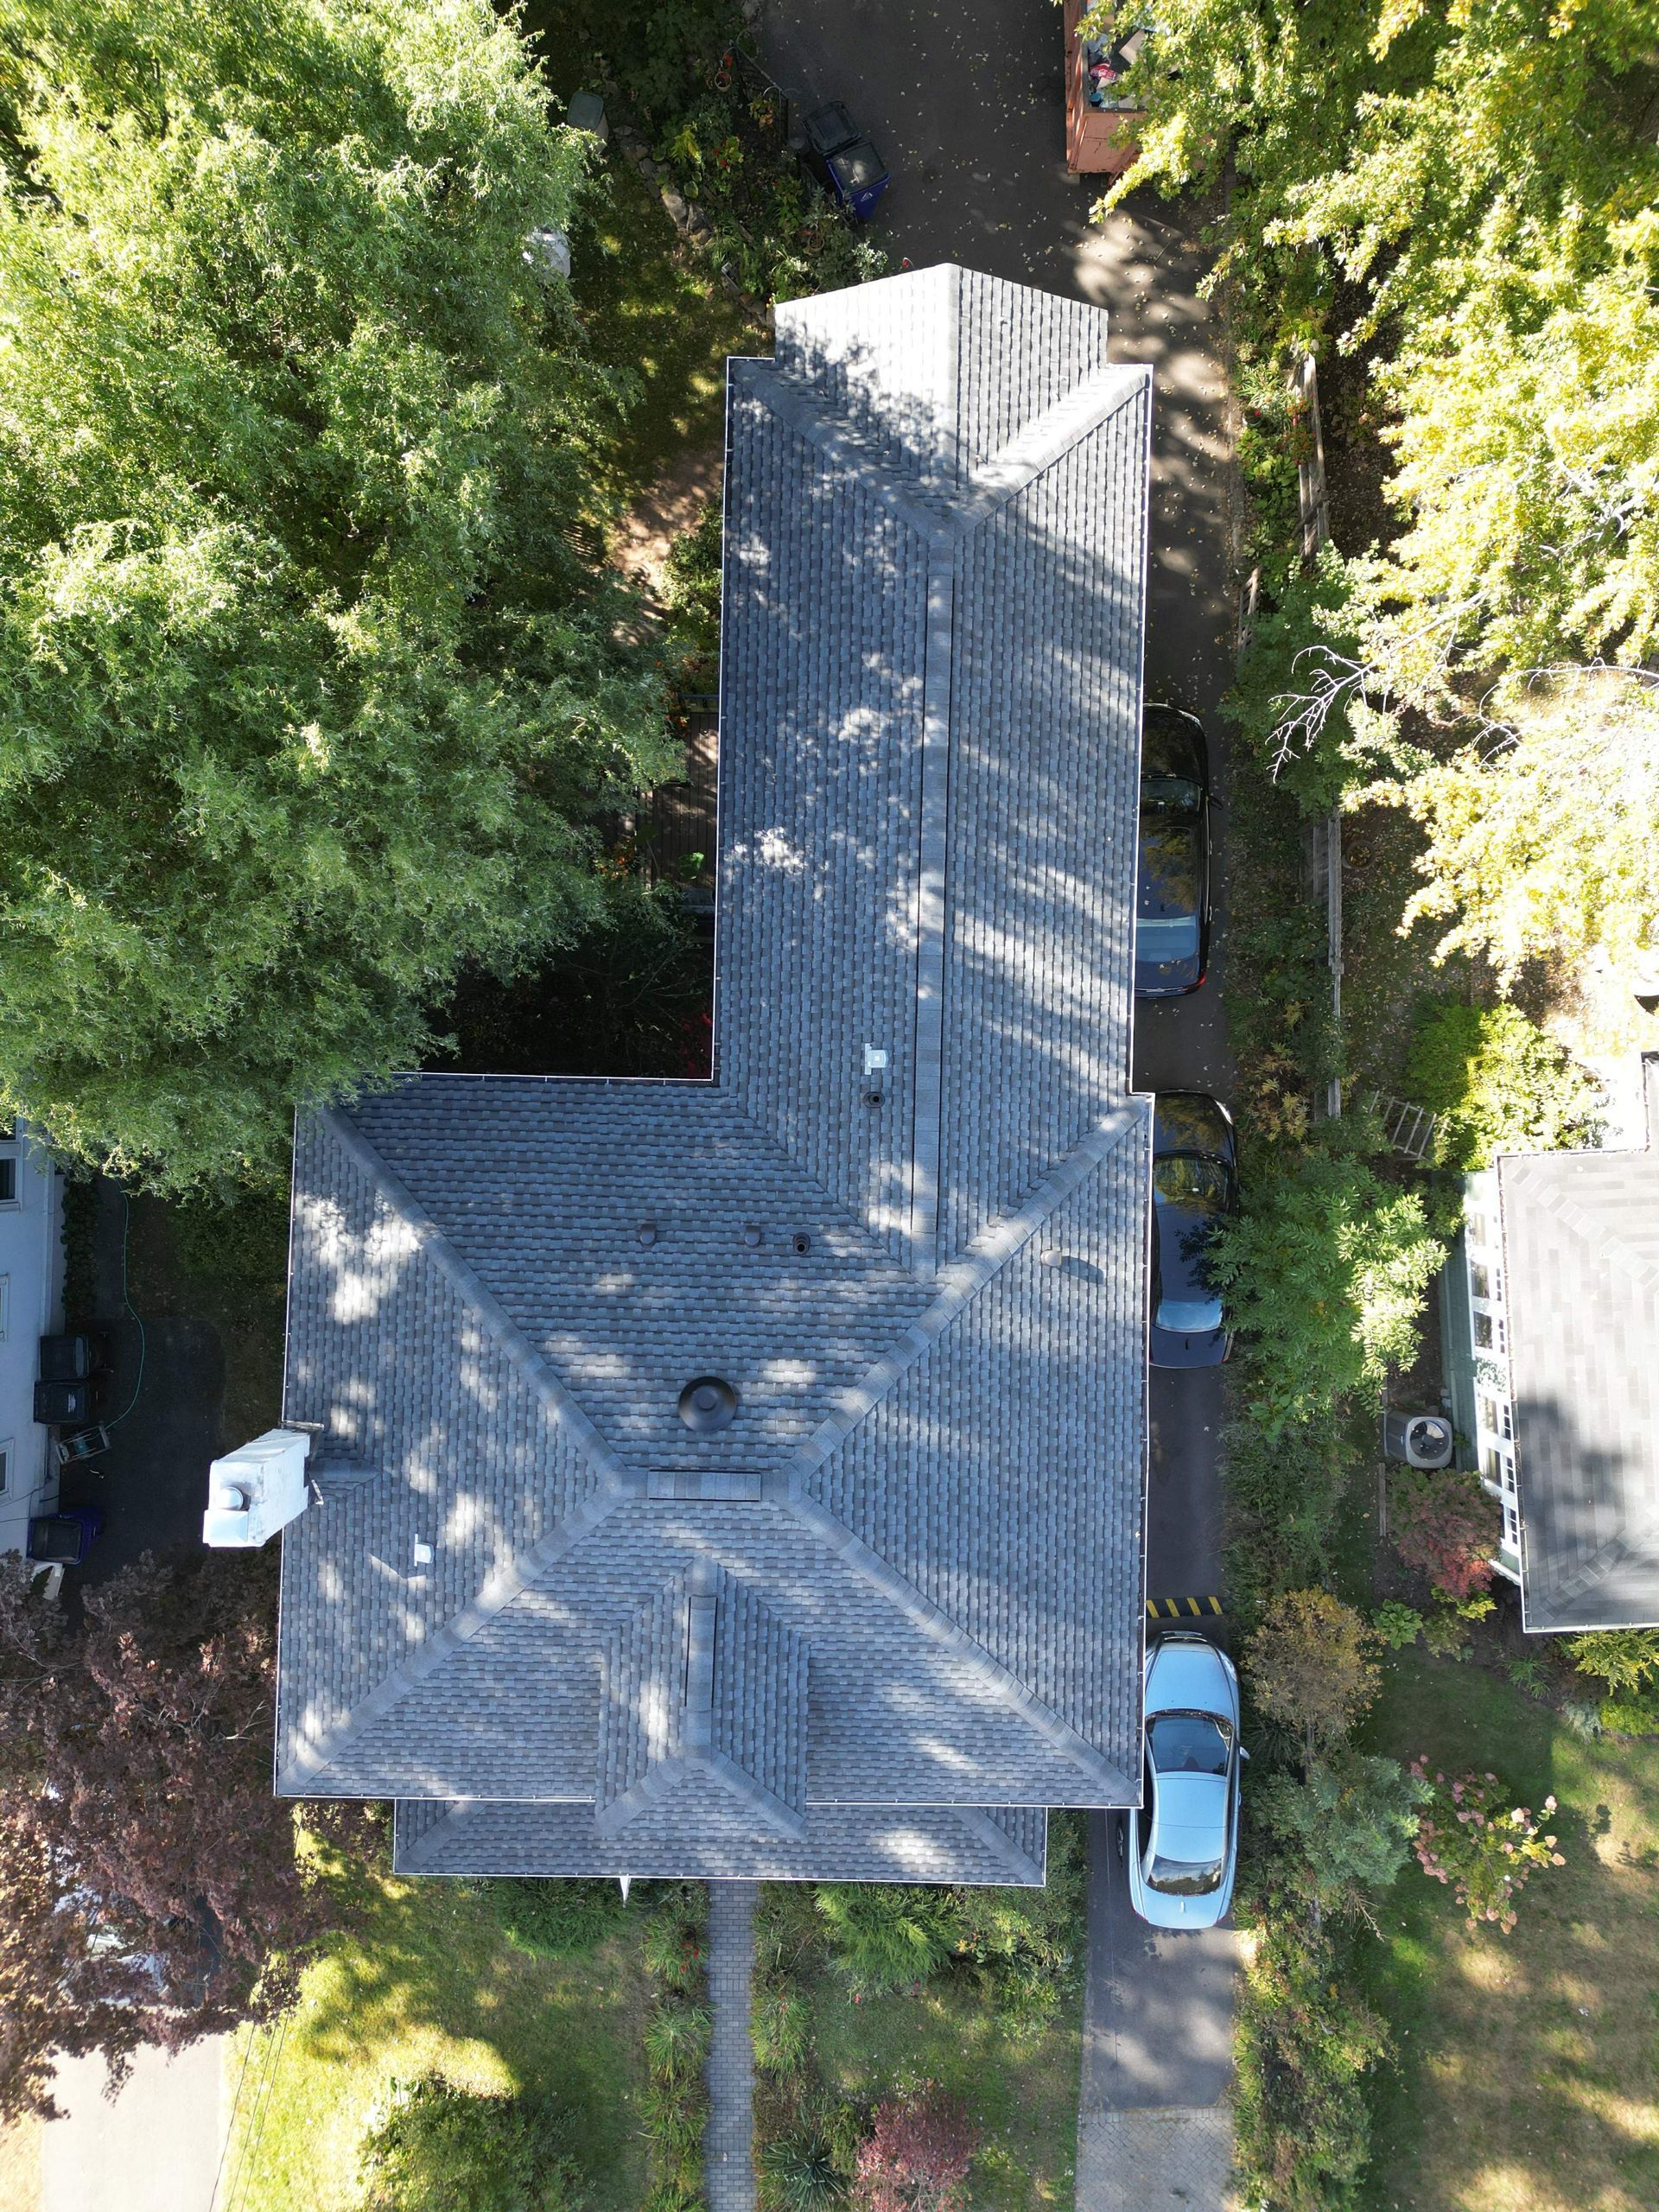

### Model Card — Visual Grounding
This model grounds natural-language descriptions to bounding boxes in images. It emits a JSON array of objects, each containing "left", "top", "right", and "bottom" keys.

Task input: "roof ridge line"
[
  {"left": 786, "top": 1490, "right": 1135, "bottom": 1798},
  {"left": 314, "top": 1107, "right": 635, "bottom": 1489},
  {"left": 276, "top": 1476, "right": 629, "bottom": 1795},
  {"left": 782, "top": 1097, "right": 1150, "bottom": 1486},
  {"left": 955, "top": 1805, "right": 1047, "bottom": 1884},
  {"left": 1517, "top": 1167, "right": 1659, "bottom": 1296},
  {"left": 954, "top": 363, "right": 1154, "bottom": 532},
  {"left": 740, "top": 358, "right": 954, "bottom": 548}
]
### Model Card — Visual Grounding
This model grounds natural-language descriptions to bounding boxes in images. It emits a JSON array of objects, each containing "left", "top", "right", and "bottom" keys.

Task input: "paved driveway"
[{"left": 761, "top": 7, "right": 1240, "bottom": 2202}]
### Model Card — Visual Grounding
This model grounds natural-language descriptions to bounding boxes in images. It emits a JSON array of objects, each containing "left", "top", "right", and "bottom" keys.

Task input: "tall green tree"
[
  {"left": 1095, "top": 0, "right": 1659, "bottom": 649},
  {"left": 0, "top": 0, "right": 673, "bottom": 1188}
]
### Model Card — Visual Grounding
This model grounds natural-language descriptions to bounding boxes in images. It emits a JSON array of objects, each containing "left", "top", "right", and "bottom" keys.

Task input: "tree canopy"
[
  {"left": 0, "top": 0, "right": 671, "bottom": 1189},
  {"left": 0, "top": 1550, "right": 358, "bottom": 2122},
  {"left": 1094, "top": 0, "right": 1659, "bottom": 675}
]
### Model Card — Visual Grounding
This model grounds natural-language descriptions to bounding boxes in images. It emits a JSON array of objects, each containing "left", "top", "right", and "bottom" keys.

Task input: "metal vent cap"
[{"left": 678, "top": 1376, "right": 739, "bottom": 1433}]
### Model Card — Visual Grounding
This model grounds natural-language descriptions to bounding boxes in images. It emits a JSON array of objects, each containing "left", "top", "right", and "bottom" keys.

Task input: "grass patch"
[
  {"left": 802, "top": 1974, "right": 1080, "bottom": 2210},
  {"left": 227, "top": 1861, "right": 652, "bottom": 2212},
  {"left": 568, "top": 148, "right": 761, "bottom": 513},
  {"left": 1356, "top": 1650, "right": 1659, "bottom": 2212}
]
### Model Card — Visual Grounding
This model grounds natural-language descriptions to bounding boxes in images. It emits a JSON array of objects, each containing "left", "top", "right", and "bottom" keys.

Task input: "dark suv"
[{"left": 1135, "top": 704, "right": 1211, "bottom": 999}]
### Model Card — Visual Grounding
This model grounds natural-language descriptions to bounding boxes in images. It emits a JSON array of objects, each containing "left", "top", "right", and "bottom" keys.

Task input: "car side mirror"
[{"left": 1238, "top": 1745, "right": 1250, "bottom": 1761}]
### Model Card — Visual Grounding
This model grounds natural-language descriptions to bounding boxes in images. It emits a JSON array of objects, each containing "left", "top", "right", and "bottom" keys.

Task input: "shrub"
[
  {"left": 752, "top": 1983, "right": 810, "bottom": 2075},
  {"left": 814, "top": 1886, "right": 960, "bottom": 1999},
  {"left": 1370, "top": 1601, "right": 1423, "bottom": 1650},
  {"left": 852, "top": 2088, "right": 976, "bottom": 2212},
  {"left": 946, "top": 1814, "right": 1084, "bottom": 2035},
  {"left": 643, "top": 2003, "right": 712, "bottom": 2083},
  {"left": 1564, "top": 1626, "right": 1659, "bottom": 1697},
  {"left": 1208, "top": 1146, "right": 1445, "bottom": 1433},
  {"left": 358, "top": 2076, "right": 579, "bottom": 2212},
  {"left": 1389, "top": 1468, "right": 1500, "bottom": 1599},
  {"left": 643, "top": 1907, "right": 706, "bottom": 1994},
  {"left": 1246, "top": 1590, "right": 1381, "bottom": 1759},
  {"left": 663, "top": 501, "right": 723, "bottom": 667},
  {"left": 1406, "top": 1000, "right": 1603, "bottom": 1170},
  {"left": 479, "top": 1879, "right": 630, "bottom": 1962},
  {"left": 759, "top": 2134, "right": 849, "bottom": 2211},
  {"left": 1409, "top": 1765, "right": 1566, "bottom": 1932},
  {"left": 1259, "top": 1750, "right": 1429, "bottom": 1919},
  {"left": 1233, "top": 1915, "right": 1388, "bottom": 2212},
  {"left": 1224, "top": 1409, "right": 1351, "bottom": 1595},
  {"left": 1599, "top": 1694, "right": 1659, "bottom": 1738}
]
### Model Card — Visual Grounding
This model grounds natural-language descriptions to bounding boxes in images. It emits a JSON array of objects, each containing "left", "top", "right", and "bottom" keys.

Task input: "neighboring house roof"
[
  {"left": 1504, "top": 1054, "right": 1659, "bottom": 1631},
  {"left": 276, "top": 264, "right": 1154, "bottom": 1882}
]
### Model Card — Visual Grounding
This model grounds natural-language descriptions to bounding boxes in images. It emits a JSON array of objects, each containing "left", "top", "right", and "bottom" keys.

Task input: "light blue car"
[{"left": 1122, "top": 1631, "right": 1244, "bottom": 1929}]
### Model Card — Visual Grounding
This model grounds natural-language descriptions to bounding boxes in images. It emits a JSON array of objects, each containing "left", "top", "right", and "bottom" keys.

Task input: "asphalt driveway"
[{"left": 761, "top": 5, "right": 1241, "bottom": 2201}]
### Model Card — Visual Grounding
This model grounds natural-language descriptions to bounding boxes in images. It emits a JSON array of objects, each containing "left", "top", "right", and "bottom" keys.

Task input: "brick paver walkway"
[
  {"left": 1076, "top": 2107, "right": 1237, "bottom": 2211},
  {"left": 704, "top": 1882, "right": 756, "bottom": 2212}
]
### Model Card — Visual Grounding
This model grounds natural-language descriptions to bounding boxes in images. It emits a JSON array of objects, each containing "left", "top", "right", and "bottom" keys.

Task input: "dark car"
[
  {"left": 1149, "top": 1090, "right": 1236, "bottom": 1368},
  {"left": 1135, "top": 703, "right": 1211, "bottom": 998},
  {"left": 802, "top": 102, "right": 890, "bottom": 221}
]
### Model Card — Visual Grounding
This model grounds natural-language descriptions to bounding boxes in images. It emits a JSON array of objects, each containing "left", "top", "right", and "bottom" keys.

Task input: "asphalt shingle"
[{"left": 276, "top": 265, "right": 1154, "bottom": 1882}]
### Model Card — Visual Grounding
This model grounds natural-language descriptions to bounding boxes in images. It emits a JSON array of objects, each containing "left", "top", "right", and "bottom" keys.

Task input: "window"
[
  {"left": 0, "top": 1155, "right": 16, "bottom": 1205},
  {"left": 1478, "top": 1394, "right": 1499, "bottom": 1436},
  {"left": 1470, "top": 1262, "right": 1491, "bottom": 1301},
  {"left": 0, "top": 1274, "right": 9, "bottom": 1341},
  {"left": 0, "top": 1442, "right": 9, "bottom": 1496},
  {"left": 1503, "top": 1499, "right": 1519, "bottom": 1552},
  {"left": 1466, "top": 1211, "right": 1491, "bottom": 1249},
  {"left": 1474, "top": 1312, "right": 1493, "bottom": 1350},
  {"left": 1483, "top": 1444, "right": 1502, "bottom": 1483},
  {"left": 1503, "top": 1401, "right": 1513, "bottom": 1440}
]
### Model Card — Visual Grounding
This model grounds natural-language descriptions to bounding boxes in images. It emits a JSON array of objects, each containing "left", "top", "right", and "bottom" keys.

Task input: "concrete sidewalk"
[{"left": 42, "top": 2037, "right": 229, "bottom": 2212}]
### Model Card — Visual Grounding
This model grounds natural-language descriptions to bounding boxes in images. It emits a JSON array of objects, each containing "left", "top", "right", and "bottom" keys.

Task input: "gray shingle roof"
[
  {"left": 276, "top": 265, "right": 1153, "bottom": 1882},
  {"left": 1503, "top": 1063, "right": 1659, "bottom": 1630}
]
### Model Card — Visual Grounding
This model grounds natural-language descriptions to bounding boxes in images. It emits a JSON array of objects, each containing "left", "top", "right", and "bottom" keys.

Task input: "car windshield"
[
  {"left": 1149, "top": 1713, "right": 1230, "bottom": 1776},
  {"left": 1156, "top": 1297, "right": 1222, "bottom": 1332},
  {"left": 1141, "top": 772, "right": 1202, "bottom": 811},
  {"left": 1147, "top": 1853, "right": 1225, "bottom": 1897},
  {"left": 1153, "top": 1155, "right": 1229, "bottom": 1206},
  {"left": 1136, "top": 914, "right": 1201, "bottom": 960}
]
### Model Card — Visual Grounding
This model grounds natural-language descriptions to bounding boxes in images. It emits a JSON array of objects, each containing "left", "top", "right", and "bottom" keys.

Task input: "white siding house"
[{"left": 0, "top": 1122, "right": 66, "bottom": 1558}]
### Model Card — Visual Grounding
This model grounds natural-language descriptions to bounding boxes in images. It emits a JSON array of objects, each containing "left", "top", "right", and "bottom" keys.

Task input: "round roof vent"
[{"left": 678, "top": 1376, "right": 739, "bottom": 1433}]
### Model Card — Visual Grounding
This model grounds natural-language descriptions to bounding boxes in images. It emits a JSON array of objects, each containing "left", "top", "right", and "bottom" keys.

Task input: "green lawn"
[
  {"left": 568, "top": 149, "right": 761, "bottom": 514},
  {"left": 803, "top": 1976, "right": 1080, "bottom": 2209},
  {"left": 226, "top": 1860, "right": 652, "bottom": 2212},
  {"left": 1356, "top": 1651, "right": 1659, "bottom": 2212}
]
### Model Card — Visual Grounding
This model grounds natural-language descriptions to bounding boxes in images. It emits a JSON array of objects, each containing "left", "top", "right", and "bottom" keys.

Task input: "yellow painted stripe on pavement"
[{"left": 1144, "top": 1595, "right": 1225, "bottom": 1619}]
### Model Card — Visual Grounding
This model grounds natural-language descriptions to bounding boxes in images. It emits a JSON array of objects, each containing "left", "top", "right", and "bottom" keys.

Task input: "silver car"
[{"left": 1122, "top": 1631, "right": 1244, "bottom": 1929}]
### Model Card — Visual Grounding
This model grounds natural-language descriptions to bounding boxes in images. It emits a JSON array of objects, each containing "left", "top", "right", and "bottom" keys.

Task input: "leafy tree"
[
  {"left": 1090, "top": 0, "right": 1659, "bottom": 682},
  {"left": 359, "top": 2075, "right": 580, "bottom": 2212},
  {"left": 1246, "top": 1590, "right": 1380, "bottom": 1761},
  {"left": 814, "top": 1885, "right": 960, "bottom": 2000},
  {"left": 1260, "top": 1749, "right": 1429, "bottom": 1920},
  {"left": 0, "top": 0, "right": 674, "bottom": 1191},
  {"left": 1565, "top": 1627, "right": 1659, "bottom": 1698},
  {"left": 1409, "top": 1764, "right": 1565, "bottom": 1933},
  {"left": 1208, "top": 1144, "right": 1445, "bottom": 1433},
  {"left": 852, "top": 2088, "right": 976, "bottom": 2212},
  {"left": 1391, "top": 671, "right": 1659, "bottom": 984},
  {"left": 0, "top": 1549, "right": 359, "bottom": 2121},
  {"left": 1405, "top": 999, "right": 1604, "bottom": 1169},
  {"left": 1389, "top": 1468, "right": 1500, "bottom": 1601}
]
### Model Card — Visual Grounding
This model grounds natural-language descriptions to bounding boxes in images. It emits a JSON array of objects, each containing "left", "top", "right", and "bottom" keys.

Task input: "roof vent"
[
  {"left": 741, "top": 1223, "right": 763, "bottom": 1249},
  {"left": 637, "top": 1220, "right": 658, "bottom": 1247},
  {"left": 678, "top": 1376, "right": 739, "bottom": 1433},
  {"left": 791, "top": 1231, "right": 811, "bottom": 1256}
]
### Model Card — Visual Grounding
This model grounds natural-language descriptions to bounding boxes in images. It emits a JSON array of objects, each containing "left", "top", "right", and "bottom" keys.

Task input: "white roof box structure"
[{"left": 202, "top": 1427, "right": 311, "bottom": 1548}]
